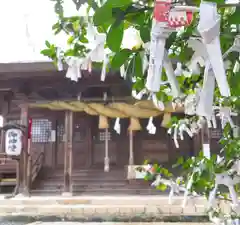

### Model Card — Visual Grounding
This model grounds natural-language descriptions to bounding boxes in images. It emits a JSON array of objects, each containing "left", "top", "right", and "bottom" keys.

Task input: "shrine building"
[{"left": 0, "top": 62, "right": 222, "bottom": 196}]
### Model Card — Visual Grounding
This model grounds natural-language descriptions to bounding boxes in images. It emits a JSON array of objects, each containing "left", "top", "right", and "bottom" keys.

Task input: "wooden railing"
[
  {"left": 30, "top": 146, "right": 45, "bottom": 185},
  {"left": 0, "top": 155, "right": 17, "bottom": 186}
]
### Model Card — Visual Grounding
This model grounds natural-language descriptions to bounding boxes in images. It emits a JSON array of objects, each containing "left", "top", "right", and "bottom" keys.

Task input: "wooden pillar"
[
  {"left": 0, "top": 101, "right": 8, "bottom": 153},
  {"left": 129, "top": 130, "right": 134, "bottom": 165},
  {"left": 63, "top": 111, "right": 73, "bottom": 195},
  {"left": 0, "top": 116, "right": 6, "bottom": 153},
  {"left": 69, "top": 111, "right": 73, "bottom": 193},
  {"left": 104, "top": 128, "right": 109, "bottom": 172},
  {"left": 51, "top": 119, "right": 57, "bottom": 169},
  {"left": 19, "top": 104, "right": 30, "bottom": 196}
]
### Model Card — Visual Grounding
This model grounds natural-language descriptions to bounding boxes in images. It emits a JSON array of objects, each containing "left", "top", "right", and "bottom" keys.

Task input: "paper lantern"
[{"left": 5, "top": 129, "right": 22, "bottom": 156}]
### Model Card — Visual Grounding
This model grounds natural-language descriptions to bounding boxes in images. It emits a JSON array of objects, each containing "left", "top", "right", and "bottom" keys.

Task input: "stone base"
[
  {"left": 61, "top": 192, "right": 73, "bottom": 197},
  {"left": 0, "top": 196, "right": 207, "bottom": 217}
]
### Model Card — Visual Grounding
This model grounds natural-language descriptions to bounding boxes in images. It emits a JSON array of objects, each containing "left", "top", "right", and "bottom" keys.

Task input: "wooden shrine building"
[{"left": 0, "top": 62, "right": 222, "bottom": 196}]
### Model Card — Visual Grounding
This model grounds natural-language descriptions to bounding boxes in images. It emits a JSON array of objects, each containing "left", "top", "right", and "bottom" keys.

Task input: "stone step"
[
  {"left": 0, "top": 203, "right": 205, "bottom": 217},
  {"left": 0, "top": 196, "right": 207, "bottom": 206},
  {"left": 30, "top": 189, "right": 161, "bottom": 196}
]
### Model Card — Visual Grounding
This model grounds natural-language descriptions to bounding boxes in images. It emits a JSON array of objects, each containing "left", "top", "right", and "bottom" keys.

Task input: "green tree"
[{"left": 42, "top": 0, "right": 240, "bottom": 221}]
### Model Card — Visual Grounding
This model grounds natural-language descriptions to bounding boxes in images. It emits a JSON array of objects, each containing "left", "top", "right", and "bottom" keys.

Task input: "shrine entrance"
[{"left": 72, "top": 114, "right": 92, "bottom": 169}]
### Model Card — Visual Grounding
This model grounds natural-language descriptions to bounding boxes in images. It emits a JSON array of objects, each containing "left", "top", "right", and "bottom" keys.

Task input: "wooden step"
[
  {"left": 32, "top": 168, "right": 152, "bottom": 195},
  {"left": 44, "top": 176, "right": 125, "bottom": 181},
  {"left": 51, "top": 169, "right": 125, "bottom": 175}
]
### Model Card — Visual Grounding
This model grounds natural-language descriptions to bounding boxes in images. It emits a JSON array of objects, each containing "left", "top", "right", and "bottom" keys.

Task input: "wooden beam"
[
  {"left": 0, "top": 66, "right": 119, "bottom": 80},
  {"left": 0, "top": 74, "right": 125, "bottom": 94},
  {"left": 0, "top": 62, "right": 58, "bottom": 74}
]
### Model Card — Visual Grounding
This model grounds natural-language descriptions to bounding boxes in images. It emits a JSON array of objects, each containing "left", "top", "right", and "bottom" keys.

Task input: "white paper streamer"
[
  {"left": 56, "top": 48, "right": 63, "bottom": 71},
  {"left": 187, "top": 38, "right": 208, "bottom": 74},
  {"left": 147, "top": 117, "right": 156, "bottom": 134},
  {"left": 132, "top": 89, "right": 147, "bottom": 100},
  {"left": 151, "top": 175, "right": 186, "bottom": 204},
  {"left": 144, "top": 42, "right": 181, "bottom": 98},
  {"left": 215, "top": 106, "right": 235, "bottom": 128},
  {"left": 196, "top": 63, "right": 215, "bottom": 118},
  {"left": 146, "top": 20, "right": 173, "bottom": 92},
  {"left": 65, "top": 57, "right": 83, "bottom": 82},
  {"left": 198, "top": 1, "right": 230, "bottom": 97},
  {"left": 152, "top": 94, "right": 165, "bottom": 110},
  {"left": 100, "top": 54, "right": 109, "bottom": 81},
  {"left": 184, "top": 93, "right": 199, "bottom": 116},
  {"left": 163, "top": 50, "right": 181, "bottom": 97},
  {"left": 209, "top": 173, "right": 240, "bottom": 209},
  {"left": 114, "top": 118, "right": 121, "bottom": 134},
  {"left": 174, "top": 62, "right": 183, "bottom": 76}
]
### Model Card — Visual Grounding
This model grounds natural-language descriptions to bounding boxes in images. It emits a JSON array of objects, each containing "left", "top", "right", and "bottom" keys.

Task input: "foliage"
[{"left": 42, "top": 0, "right": 240, "bottom": 221}]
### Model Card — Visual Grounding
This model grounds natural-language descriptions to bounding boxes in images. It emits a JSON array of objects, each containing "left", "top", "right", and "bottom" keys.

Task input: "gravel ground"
[{"left": 0, "top": 223, "right": 213, "bottom": 225}]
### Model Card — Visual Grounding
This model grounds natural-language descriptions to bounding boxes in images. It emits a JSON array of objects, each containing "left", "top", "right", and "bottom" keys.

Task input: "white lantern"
[{"left": 5, "top": 128, "right": 22, "bottom": 156}]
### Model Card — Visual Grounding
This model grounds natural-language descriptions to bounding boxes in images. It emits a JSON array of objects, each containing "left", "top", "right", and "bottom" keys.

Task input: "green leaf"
[
  {"left": 134, "top": 53, "right": 143, "bottom": 78},
  {"left": 106, "top": 0, "right": 132, "bottom": 8},
  {"left": 140, "top": 25, "right": 151, "bottom": 43},
  {"left": 106, "top": 21, "right": 124, "bottom": 52},
  {"left": 93, "top": 3, "right": 113, "bottom": 26},
  {"left": 203, "top": 0, "right": 224, "bottom": 4},
  {"left": 72, "top": 0, "right": 83, "bottom": 10},
  {"left": 41, "top": 49, "right": 51, "bottom": 56},
  {"left": 228, "top": 8, "right": 240, "bottom": 24},
  {"left": 73, "top": 20, "right": 80, "bottom": 32},
  {"left": 176, "top": 157, "right": 184, "bottom": 165},
  {"left": 111, "top": 49, "right": 132, "bottom": 69},
  {"left": 156, "top": 183, "right": 167, "bottom": 191},
  {"left": 45, "top": 41, "right": 51, "bottom": 48},
  {"left": 67, "top": 36, "right": 74, "bottom": 45}
]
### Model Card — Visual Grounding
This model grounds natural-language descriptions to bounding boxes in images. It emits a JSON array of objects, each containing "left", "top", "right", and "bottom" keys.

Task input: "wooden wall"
[{"left": 4, "top": 110, "right": 224, "bottom": 172}]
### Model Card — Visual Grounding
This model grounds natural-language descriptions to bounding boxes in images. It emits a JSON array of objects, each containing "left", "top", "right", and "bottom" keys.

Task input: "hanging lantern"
[{"left": 5, "top": 128, "right": 23, "bottom": 156}]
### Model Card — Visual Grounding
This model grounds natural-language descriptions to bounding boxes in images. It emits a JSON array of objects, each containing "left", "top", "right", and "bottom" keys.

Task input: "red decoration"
[
  {"left": 153, "top": 0, "right": 193, "bottom": 28},
  {"left": 168, "top": 11, "right": 193, "bottom": 28},
  {"left": 28, "top": 118, "right": 32, "bottom": 139},
  {"left": 153, "top": 0, "right": 171, "bottom": 22}
]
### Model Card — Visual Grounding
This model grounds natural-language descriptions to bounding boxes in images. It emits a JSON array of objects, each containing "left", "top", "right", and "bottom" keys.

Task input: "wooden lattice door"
[{"left": 72, "top": 114, "right": 91, "bottom": 169}]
